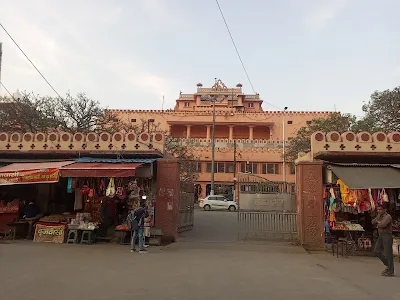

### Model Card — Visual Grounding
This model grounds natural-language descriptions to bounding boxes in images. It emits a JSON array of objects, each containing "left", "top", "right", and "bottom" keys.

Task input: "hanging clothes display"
[{"left": 74, "top": 188, "right": 83, "bottom": 211}]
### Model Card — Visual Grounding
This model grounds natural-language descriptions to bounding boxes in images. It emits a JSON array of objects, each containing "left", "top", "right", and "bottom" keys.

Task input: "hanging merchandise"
[
  {"left": 128, "top": 180, "right": 136, "bottom": 191},
  {"left": 71, "top": 178, "right": 77, "bottom": 189},
  {"left": 99, "top": 178, "right": 106, "bottom": 196},
  {"left": 337, "top": 179, "right": 350, "bottom": 204},
  {"left": 88, "top": 187, "right": 95, "bottom": 198},
  {"left": 368, "top": 188, "right": 375, "bottom": 211},
  {"left": 377, "top": 189, "right": 382, "bottom": 205},
  {"left": 116, "top": 179, "right": 127, "bottom": 200},
  {"left": 328, "top": 189, "right": 336, "bottom": 226},
  {"left": 81, "top": 181, "right": 90, "bottom": 195},
  {"left": 397, "top": 190, "right": 400, "bottom": 208},
  {"left": 106, "top": 177, "right": 116, "bottom": 198},
  {"left": 380, "top": 188, "right": 389, "bottom": 203},
  {"left": 67, "top": 177, "right": 73, "bottom": 193},
  {"left": 74, "top": 188, "right": 83, "bottom": 211}
]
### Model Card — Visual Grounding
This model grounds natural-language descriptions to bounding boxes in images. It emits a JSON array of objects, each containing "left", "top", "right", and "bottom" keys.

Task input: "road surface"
[{"left": 0, "top": 210, "right": 398, "bottom": 300}]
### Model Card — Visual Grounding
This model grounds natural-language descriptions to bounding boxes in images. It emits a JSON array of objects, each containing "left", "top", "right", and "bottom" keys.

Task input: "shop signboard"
[
  {"left": 0, "top": 168, "right": 60, "bottom": 185},
  {"left": 33, "top": 224, "right": 65, "bottom": 243}
]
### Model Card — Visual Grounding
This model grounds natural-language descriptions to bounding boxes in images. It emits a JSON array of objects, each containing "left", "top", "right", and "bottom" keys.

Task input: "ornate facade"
[{"left": 110, "top": 80, "right": 333, "bottom": 197}]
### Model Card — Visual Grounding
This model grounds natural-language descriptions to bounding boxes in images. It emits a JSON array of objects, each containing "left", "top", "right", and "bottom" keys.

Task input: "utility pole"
[
  {"left": 201, "top": 78, "right": 219, "bottom": 196},
  {"left": 210, "top": 94, "right": 217, "bottom": 195},
  {"left": 233, "top": 140, "right": 237, "bottom": 201},
  {"left": 282, "top": 106, "right": 288, "bottom": 192}
]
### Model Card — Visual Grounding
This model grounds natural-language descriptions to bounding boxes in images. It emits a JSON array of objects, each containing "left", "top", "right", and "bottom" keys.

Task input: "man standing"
[
  {"left": 127, "top": 201, "right": 149, "bottom": 253},
  {"left": 372, "top": 204, "right": 394, "bottom": 277}
]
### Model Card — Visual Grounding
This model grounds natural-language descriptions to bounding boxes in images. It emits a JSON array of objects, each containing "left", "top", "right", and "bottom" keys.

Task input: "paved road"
[
  {"left": 1, "top": 210, "right": 399, "bottom": 300},
  {"left": 178, "top": 209, "right": 238, "bottom": 243}
]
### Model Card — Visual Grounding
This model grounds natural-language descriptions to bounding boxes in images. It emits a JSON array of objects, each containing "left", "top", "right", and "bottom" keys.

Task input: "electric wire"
[
  {"left": 0, "top": 81, "right": 14, "bottom": 100},
  {"left": 0, "top": 22, "right": 64, "bottom": 100},
  {"left": 214, "top": 0, "right": 283, "bottom": 111}
]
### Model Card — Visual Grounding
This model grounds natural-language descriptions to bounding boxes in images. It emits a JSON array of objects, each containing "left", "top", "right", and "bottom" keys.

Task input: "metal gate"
[
  {"left": 237, "top": 173, "right": 298, "bottom": 241},
  {"left": 238, "top": 211, "right": 297, "bottom": 241},
  {"left": 178, "top": 181, "right": 194, "bottom": 232}
]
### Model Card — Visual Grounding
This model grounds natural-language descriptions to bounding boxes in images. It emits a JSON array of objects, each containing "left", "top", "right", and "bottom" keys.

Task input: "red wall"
[{"left": 155, "top": 159, "right": 180, "bottom": 242}]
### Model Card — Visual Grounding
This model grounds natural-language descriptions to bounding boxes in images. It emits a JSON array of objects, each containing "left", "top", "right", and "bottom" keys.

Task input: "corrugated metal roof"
[
  {"left": 329, "top": 165, "right": 400, "bottom": 189},
  {"left": 76, "top": 157, "right": 156, "bottom": 164},
  {"left": 328, "top": 163, "right": 398, "bottom": 168}
]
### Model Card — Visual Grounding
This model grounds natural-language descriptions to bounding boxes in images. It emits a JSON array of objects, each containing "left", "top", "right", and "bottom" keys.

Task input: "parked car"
[{"left": 199, "top": 195, "right": 239, "bottom": 211}]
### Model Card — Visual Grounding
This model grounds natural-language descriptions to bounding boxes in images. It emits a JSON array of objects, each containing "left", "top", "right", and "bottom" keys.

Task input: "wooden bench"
[{"left": 0, "top": 213, "right": 19, "bottom": 239}]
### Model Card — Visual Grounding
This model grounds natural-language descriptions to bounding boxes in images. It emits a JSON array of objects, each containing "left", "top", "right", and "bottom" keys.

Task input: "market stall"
[
  {"left": 0, "top": 161, "right": 75, "bottom": 240},
  {"left": 324, "top": 164, "right": 400, "bottom": 256},
  {"left": 59, "top": 160, "right": 156, "bottom": 243}
]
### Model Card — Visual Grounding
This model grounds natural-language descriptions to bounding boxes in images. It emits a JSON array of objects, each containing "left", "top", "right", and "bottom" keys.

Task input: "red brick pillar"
[
  {"left": 296, "top": 161, "right": 324, "bottom": 250},
  {"left": 155, "top": 159, "right": 180, "bottom": 243}
]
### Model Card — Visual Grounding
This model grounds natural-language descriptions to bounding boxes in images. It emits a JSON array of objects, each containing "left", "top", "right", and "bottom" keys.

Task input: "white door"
[
  {"left": 215, "top": 196, "right": 229, "bottom": 210},
  {"left": 207, "top": 196, "right": 218, "bottom": 209}
]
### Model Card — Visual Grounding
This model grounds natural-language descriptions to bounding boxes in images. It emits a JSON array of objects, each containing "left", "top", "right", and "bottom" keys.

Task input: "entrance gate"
[
  {"left": 178, "top": 181, "right": 194, "bottom": 232},
  {"left": 237, "top": 174, "right": 297, "bottom": 241}
]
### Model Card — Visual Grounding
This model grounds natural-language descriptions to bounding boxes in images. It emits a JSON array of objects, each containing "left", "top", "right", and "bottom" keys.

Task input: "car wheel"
[
  {"left": 204, "top": 205, "right": 211, "bottom": 211},
  {"left": 228, "top": 205, "right": 236, "bottom": 212}
]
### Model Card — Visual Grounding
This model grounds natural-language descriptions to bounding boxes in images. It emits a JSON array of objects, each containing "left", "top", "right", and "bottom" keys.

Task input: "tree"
[
  {"left": 0, "top": 92, "right": 119, "bottom": 133},
  {"left": 164, "top": 137, "right": 200, "bottom": 182},
  {"left": 0, "top": 93, "right": 59, "bottom": 132},
  {"left": 361, "top": 86, "right": 400, "bottom": 132},
  {"left": 284, "top": 112, "right": 364, "bottom": 162},
  {"left": 56, "top": 93, "right": 119, "bottom": 133}
]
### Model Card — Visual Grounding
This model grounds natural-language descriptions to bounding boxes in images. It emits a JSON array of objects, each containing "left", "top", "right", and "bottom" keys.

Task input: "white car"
[{"left": 199, "top": 195, "right": 239, "bottom": 211}]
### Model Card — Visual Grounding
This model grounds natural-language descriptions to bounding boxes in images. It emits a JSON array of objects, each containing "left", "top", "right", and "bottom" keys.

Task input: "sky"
[{"left": 0, "top": 0, "right": 399, "bottom": 115}]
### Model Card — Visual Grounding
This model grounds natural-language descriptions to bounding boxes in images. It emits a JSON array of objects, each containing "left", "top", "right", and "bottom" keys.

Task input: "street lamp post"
[
  {"left": 201, "top": 94, "right": 218, "bottom": 196},
  {"left": 282, "top": 106, "right": 288, "bottom": 192}
]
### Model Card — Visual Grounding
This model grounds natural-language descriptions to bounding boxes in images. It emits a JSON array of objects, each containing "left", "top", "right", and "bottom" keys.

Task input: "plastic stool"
[
  {"left": 80, "top": 230, "right": 95, "bottom": 245},
  {"left": 66, "top": 229, "right": 79, "bottom": 244}
]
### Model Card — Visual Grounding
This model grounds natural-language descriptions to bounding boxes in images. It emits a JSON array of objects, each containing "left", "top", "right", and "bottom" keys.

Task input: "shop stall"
[
  {"left": 0, "top": 161, "right": 75, "bottom": 240},
  {"left": 59, "top": 159, "right": 156, "bottom": 244},
  {"left": 324, "top": 164, "right": 400, "bottom": 256}
]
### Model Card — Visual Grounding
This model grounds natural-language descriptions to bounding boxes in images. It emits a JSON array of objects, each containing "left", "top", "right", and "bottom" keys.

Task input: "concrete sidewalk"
[{"left": 0, "top": 240, "right": 398, "bottom": 300}]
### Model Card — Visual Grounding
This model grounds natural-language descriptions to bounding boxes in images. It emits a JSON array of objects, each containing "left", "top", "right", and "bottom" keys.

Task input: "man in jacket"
[
  {"left": 127, "top": 201, "right": 149, "bottom": 253},
  {"left": 372, "top": 204, "right": 394, "bottom": 276}
]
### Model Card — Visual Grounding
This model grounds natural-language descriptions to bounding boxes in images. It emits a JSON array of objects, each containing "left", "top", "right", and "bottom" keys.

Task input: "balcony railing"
[{"left": 166, "top": 137, "right": 285, "bottom": 148}]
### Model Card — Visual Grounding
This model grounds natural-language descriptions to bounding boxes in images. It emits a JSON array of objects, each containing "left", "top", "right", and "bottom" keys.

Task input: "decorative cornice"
[
  {"left": 311, "top": 131, "right": 400, "bottom": 155},
  {"left": 0, "top": 131, "right": 165, "bottom": 153},
  {"left": 107, "top": 109, "right": 334, "bottom": 116}
]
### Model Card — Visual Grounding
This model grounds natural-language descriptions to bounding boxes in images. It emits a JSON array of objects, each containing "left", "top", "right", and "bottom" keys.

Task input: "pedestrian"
[
  {"left": 127, "top": 201, "right": 149, "bottom": 253},
  {"left": 372, "top": 203, "right": 394, "bottom": 277}
]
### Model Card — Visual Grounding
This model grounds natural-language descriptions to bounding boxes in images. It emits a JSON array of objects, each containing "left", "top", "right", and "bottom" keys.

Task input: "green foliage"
[
  {"left": 362, "top": 86, "right": 400, "bottom": 132},
  {"left": 285, "top": 86, "right": 400, "bottom": 161}
]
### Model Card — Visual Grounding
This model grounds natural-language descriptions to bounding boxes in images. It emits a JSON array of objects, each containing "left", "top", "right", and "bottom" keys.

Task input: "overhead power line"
[
  {"left": 0, "top": 22, "right": 64, "bottom": 100},
  {"left": 0, "top": 81, "right": 15, "bottom": 100},
  {"left": 214, "top": 0, "right": 283, "bottom": 111},
  {"left": 214, "top": 0, "right": 256, "bottom": 93}
]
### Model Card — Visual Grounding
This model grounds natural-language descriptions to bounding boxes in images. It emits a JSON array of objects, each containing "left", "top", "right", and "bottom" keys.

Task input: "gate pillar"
[
  {"left": 155, "top": 158, "right": 180, "bottom": 243},
  {"left": 296, "top": 161, "right": 324, "bottom": 250}
]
